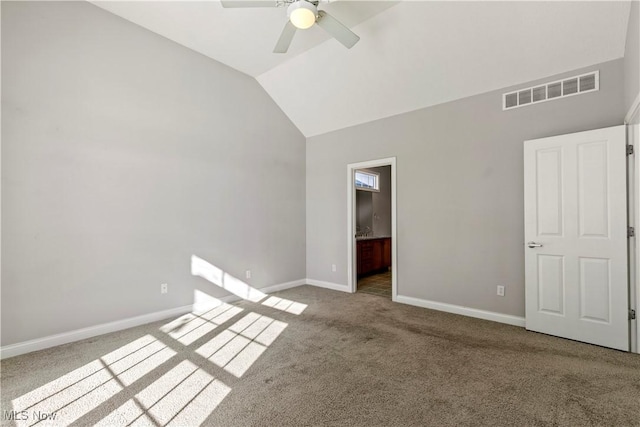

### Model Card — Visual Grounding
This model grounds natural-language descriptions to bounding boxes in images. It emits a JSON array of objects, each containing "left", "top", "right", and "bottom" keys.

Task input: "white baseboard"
[
  {"left": 0, "top": 279, "right": 306, "bottom": 360},
  {"left": 395, "top": 295, "right": 526, "bottom": 327},
  {"left": 261, "top": 278, "right": 307, "bottom": 294},
  {"left": 305, "top": 278, "right": 351, "bottom": 293},
  {"left": 0, "top": 305, "right": 193, "bottom": 360}
]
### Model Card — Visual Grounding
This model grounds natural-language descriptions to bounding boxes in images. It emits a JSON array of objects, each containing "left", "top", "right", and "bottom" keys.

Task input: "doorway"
[{"left": 347, "top": 157, "right": 397, "bottom": 300}]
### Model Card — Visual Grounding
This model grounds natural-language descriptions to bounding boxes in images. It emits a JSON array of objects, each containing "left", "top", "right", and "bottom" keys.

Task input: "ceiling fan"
[{"left": 220, "top": 0, "right": 360, "bottom": 53}]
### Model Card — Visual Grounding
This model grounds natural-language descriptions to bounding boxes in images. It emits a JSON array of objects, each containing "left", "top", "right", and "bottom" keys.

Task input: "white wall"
[
  {"left": 306, "top": 59, "right": 625, "bottom": 317},
  {"left": 1, "top": 2, "right": 306, "bottom": 346}
]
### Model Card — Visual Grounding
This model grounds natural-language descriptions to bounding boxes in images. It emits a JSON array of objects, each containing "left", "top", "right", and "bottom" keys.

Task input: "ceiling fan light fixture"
[{"left": 288, "top": 1, "right": 317, "bottom": 30}]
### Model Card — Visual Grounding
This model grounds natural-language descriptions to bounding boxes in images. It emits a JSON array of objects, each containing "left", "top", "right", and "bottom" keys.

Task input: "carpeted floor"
[{"left": 2, "top": 285, "right": 640, "bottom": 427}]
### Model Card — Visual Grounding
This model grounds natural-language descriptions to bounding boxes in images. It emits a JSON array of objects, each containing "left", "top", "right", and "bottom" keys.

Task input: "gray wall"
[
  {"left": 356, "top": 190, "right": 373, "bottom": 232},
  {"left": 306, "top": 59, "right": 625, "bottom": 317},
  {"left": 1, "top": 1, "right": 306, "bottom": 346},
  {"left": 625, "top": 0, "right": 639, "bottom": 116}
]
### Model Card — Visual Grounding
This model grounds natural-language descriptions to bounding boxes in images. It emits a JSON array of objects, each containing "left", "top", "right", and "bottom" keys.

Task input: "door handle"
[{"left": 527, "top": 241, "right": 543, "bottom": 248}]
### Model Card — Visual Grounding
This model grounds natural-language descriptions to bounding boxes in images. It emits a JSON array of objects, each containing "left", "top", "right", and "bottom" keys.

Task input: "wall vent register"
[{"left": 503, "top": 71, "right": 599, "bottom": 110}]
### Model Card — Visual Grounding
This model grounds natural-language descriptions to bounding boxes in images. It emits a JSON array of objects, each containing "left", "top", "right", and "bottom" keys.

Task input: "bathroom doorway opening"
[{"left": 347, "top": 157, "right": 397, "bottom": 300}]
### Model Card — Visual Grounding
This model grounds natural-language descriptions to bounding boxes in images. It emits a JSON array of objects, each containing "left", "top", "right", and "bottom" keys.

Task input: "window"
[{"left": 355, "top": 170, "right": 379, "bottom": 191}]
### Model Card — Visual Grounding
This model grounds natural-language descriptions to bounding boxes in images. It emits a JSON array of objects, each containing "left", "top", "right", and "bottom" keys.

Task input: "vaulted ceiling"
[{"left": 92, "top": 1, "right": 632, "bottom": 137}]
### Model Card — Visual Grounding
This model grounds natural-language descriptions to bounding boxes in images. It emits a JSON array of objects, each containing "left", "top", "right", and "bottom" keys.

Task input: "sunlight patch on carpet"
[
  {"left": 197, "top": 312, "right": 287, "bottom": 377},
  {"left": 96, "top": 360, "right": 230, "bottom": 426},
  {"left": 159, "top": 301, "right": 243, "bottom": 346},
  {"left": 261, "top": 295, "right": 307, "bottom": 315},
  {"left": 11, "top": 335, "right": 176, "bottom": 426}
]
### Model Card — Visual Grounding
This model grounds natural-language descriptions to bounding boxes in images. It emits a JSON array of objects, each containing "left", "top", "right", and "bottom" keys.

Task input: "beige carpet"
[{"left": 2, "top": 285, "right": 640, "bottom": 427}]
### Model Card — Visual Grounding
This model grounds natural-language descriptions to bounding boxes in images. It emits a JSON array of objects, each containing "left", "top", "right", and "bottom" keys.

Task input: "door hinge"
[
  {"left": 630, "top": 309, "right": 637, "bottom": 320},
  {"left": 628, "top": 145, "right": 634, "bottom": 155},
  {"left": 628, "top": 227, "right": 635, "bottom": 238}
]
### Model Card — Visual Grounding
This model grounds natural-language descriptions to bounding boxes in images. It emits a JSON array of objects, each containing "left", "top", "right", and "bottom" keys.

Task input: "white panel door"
[{"left": 524, "top": 125, "right": 628, "bottom": 351}]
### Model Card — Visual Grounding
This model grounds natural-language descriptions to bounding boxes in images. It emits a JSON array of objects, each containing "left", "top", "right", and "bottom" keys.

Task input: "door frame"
[
  {"left": 629, "top": 123, "right": 638, "bottom": 354},
  {"left": 347, "top": 157, "right": 397, "bottom": 300},
  {"left": 627, "top": 95, "right": 640, "bottom": 353}
]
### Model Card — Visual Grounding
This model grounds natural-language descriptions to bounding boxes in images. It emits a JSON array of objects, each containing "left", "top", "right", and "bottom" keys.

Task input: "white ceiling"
[
  {"left": 91, "top": 0, "right": 398, "bottom": 76},
  {"left": 92, "top": 1, "right": 632, "bottom": 137}
]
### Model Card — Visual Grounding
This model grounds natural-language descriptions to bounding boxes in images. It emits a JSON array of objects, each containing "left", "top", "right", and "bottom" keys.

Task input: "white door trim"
[
  {"left": 347, "top": 157, "right": 397, "bottom": 300},
  {"left": 630, "top": 122, "right": 640, "bottom": 354},
  {"left": 628, "top": 124, "right": 637, "bottom": 354},
  {"left": 627, "top": 99, "right": 640, "bottom": 354}
]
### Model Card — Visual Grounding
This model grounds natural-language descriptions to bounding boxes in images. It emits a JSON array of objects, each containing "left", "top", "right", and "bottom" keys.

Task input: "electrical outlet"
[
  {"left": 245, "top": 270, "right": 251, "bottom": 279},
  {"left": 497, "top": 285, "right": 505, "bottom": 297},
  {"left": 331, "top": 264, "right": 337, "bottom": 272},
  {"left": 161, "top": 283, "right": 168, "bottom": 294}
]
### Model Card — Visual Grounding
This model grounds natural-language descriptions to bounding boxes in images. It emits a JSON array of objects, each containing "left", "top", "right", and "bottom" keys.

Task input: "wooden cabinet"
[
  {"left": 358, "top": 240, "right": 374, "bottom": 275},
  {"left": 357, "top": 237, "right": 391, "bottom": 277},
  {"left": 382, "top": 238, "right": 391, "bottom": 267}
]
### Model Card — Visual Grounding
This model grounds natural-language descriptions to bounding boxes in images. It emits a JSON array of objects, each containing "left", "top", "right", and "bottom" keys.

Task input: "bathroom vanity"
[{"left": 356, "top": 237, "right": 391, "bottom": 277}]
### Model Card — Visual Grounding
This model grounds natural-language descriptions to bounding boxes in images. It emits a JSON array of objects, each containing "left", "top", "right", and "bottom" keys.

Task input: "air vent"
[
  {"left": 532, "top": 86, "right": 546, "bottom": 102},
  {"left": 580, "top": 74, "right": 596, "bottom": 91},
  {"left": 505, "top": 93, "right": 518, "bottom": 108},
  {"left": 548, "top": 82, "right": 562, "bottom": 99},
  {"left": 503, "top": 70, "right": 599, "bottom": 110},
  {"left": 563, "top": 78, "right": 578, "bottom": 95},
  {"left": 519, "top": 89, "right": 531, "bottom": 105}
]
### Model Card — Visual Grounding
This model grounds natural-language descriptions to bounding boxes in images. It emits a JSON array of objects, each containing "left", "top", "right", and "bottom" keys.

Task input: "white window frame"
[{"left": 354, "top": 170, "right": 380, "bottom": 192}]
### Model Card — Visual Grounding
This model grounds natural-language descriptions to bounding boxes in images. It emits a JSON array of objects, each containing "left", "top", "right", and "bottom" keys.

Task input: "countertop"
[{"left": 355, "top": 235, "right": 391, "bottom": 241}]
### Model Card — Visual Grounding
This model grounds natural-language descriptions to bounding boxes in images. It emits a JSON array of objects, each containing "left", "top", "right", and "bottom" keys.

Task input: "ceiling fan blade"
[
  {"left": 273, "top": 21, "right": 297, "bottom": 53},
  {"left": 316, "top": 10, "right": 360, "bottom": 49},
  {"left": 220, "top": 0, "right": 278, "bottom": 8}
]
